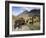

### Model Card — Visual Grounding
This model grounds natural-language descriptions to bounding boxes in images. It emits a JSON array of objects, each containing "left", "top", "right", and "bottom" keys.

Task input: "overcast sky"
[{"left": 12, "top": 6, "right": 40, "bottom": 16}]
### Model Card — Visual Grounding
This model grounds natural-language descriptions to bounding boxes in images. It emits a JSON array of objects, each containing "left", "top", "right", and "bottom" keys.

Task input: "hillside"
[{"left": 18, "top": 9, "right": 40, "bottom": 17}]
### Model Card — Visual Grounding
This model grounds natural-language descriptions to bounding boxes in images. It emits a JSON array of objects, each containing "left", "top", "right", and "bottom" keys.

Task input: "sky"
[{"left": 12, "top": 6, "right": 40, "bottom": 16}]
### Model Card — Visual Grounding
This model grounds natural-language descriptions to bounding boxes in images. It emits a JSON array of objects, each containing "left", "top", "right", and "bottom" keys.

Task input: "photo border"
[{"left": 5, "top": 1, "right": 45, "bottom": 37}]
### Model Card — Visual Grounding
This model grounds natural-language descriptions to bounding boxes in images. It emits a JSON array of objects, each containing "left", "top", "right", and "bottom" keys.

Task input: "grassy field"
[
  {"left": 27, "top": 22, "right": 40, "bottom": 30},
  {"left": 12, "top": 15, "right": 40, "bottom": 31}
]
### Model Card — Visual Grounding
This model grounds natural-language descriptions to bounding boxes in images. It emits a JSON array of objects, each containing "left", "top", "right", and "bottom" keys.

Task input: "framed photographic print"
[{"left": 5, "top": 1, "right": 45, "bottom": 37}]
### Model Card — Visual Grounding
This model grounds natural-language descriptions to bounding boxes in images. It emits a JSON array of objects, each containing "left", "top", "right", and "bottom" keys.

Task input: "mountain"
[
  {"left": 18, "top": 9, "right": 40, "bottom": 17},
  {"left": 29, "top": 9, "right": 40, "bottom": 15}
]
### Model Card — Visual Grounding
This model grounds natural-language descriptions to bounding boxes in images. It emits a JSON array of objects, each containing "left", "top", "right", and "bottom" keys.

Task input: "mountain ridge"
[{"left": 18, "top": 9, "right": 40, "bottom": 16}]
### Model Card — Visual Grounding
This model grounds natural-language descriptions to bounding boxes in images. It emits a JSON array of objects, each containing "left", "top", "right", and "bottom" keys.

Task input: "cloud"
[
  {"left": 24, "top": 7, "right": 40, "bottom": 11},
  {"left": 24, "top": 7, "right": 31, "bottom": 11}
]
